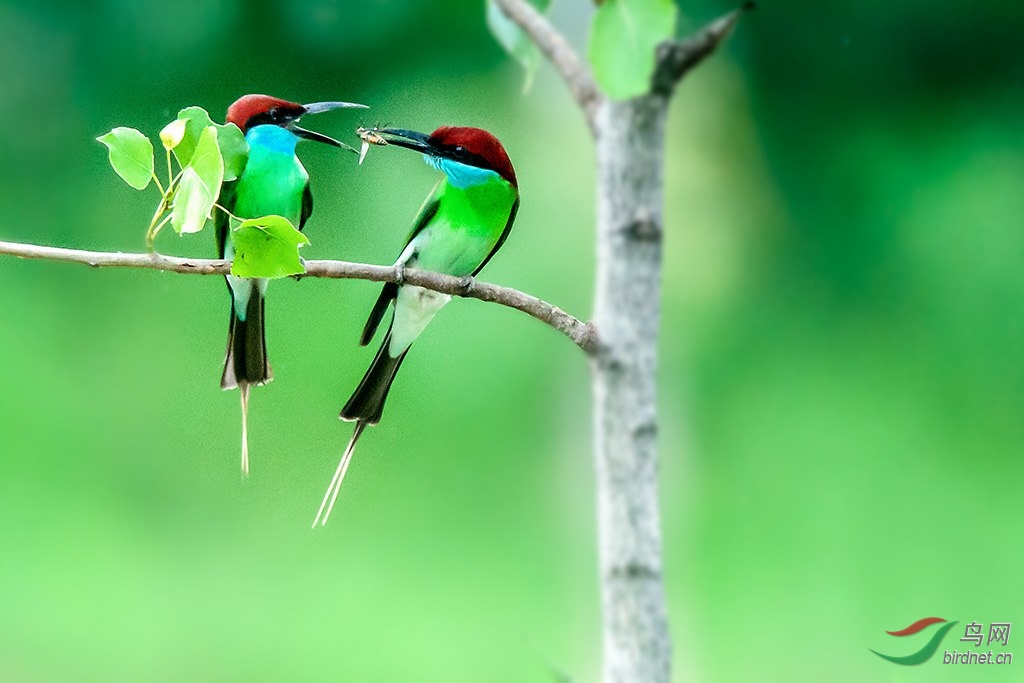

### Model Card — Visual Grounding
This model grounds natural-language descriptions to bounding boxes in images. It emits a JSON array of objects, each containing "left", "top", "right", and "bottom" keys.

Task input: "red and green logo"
[{"left": 871, "top": 617, "right": 959, "bottom": 665}]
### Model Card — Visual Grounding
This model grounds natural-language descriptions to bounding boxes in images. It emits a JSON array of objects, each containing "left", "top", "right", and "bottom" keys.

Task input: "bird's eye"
[
  {"left": 268, "top": 108, "right": 281, "bottom": 121},
  {"left": 454, "top": 145, "right": 467, "bottom": 157}
]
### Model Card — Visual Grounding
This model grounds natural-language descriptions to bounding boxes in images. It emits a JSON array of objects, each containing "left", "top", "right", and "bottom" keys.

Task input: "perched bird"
[
  {"left": 218, "top": 94, "right": 366, "bottom": 476},
  {"left": 314, "top": 126, "right": 519, "bottom": 526}
]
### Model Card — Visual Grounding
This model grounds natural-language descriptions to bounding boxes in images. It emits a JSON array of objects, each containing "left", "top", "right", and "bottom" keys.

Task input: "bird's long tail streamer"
[
  {"left": 240, "top": 384, "right": 251, "bottom": 478},
  {"left": 312, "top": 421, "right": 368, "bottom": 527}
]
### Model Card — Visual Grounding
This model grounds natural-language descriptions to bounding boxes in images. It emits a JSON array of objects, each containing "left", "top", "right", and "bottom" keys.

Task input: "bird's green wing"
[
  {"left": 299, "top": 183, "right": 313, "bottom": 231},
  {"left": 215, "top": 181, "right": 238, "bottom": 260},
  {"left": 402, "top": 179, "right": 444, "bottom": 246},
  {"left": 358, "top": 182, "right": 443, "bottom": 346},
  {"left": 215, "top": 181, "right": 239, "bottom": 299},
  {"left": 473, "top": 196, "right": 519, "bottom": 276}
]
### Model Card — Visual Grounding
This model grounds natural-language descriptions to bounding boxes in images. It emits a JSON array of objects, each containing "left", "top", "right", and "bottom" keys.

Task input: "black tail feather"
[
  {"left": 341, "top": 327, "right": 407, "bottom": 425},
  {"left": 360, "top": 282, "right": 398, "bottom": 346},
  {"left": 221, "top": 284, "right": 271, "bottom": 389}
]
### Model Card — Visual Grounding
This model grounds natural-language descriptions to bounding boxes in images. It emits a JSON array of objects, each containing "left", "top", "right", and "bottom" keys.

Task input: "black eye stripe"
[
  {"left": 245, "top": 112, "right": 275, "bottom": 128},
  {"left": 445, "top": 145, "right": 487, "bottom": 168},
  {"left": 244, "top": 107, "right": 298, "bottom": 130}
]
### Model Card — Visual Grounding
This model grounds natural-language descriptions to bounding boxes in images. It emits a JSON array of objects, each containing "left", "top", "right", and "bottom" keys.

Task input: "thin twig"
[
  {"left": 492, "top": 0, "right": 604, "bottom": 135},
  {"left": 651, "top": 1, "right": 756, "bottom": 97},
  {"left": 0, "top": 240, "right": 597, "bottom": 353}
]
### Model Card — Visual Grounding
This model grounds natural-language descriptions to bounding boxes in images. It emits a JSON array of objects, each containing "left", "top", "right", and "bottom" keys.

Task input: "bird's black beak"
[
  {"left": 293, "top": 101, "right": 368, "bottom": 153},
  {"left": 293, "top": 126, "right": 357, "bottom": 152},
  {"left": 376, "top": 128, "right": 436, "bottom": 155},
  {"left": 302, "top": 101, "right": 367, "bottom": 116}
]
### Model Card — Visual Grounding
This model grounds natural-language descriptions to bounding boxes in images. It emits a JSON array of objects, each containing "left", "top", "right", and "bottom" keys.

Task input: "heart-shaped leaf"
[
  {"left": 216, "top": 122, "right": 248, "bottom": 182},
  {"left": 173, "top": 106, "right": 248, "bottom": 181},
  {"left": 171, "top": 168, "right": 215, "bottom": 235},
  {"left": 97, "top": 127, "right": 154, "bottom": 190},
  {"left": 173, "top": 107, "right": 217, "bottom": 168},
  {"left": 170, "top": 125, "right": 223, "bottom": 234},
  {"left": 230, "top": 215, "right": 310, "bottom": 279}
]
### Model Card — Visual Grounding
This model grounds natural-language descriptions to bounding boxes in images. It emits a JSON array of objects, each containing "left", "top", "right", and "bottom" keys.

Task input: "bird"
[
  {"left": 313, "top": 126, "right": 519, "bottom": 526},
  {"left": 217, "top": 94, "right": 366, "bottom": 476}
]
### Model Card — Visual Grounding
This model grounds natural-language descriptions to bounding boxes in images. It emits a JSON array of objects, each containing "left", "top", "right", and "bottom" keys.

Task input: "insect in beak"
[{"left": 355, "top": 126, "right": 390, "bottom": 166}]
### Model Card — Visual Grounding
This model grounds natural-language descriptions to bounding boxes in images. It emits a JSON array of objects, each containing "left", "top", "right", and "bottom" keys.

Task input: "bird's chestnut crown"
[
  {"left": 226, "top": 95, "right": 306, "bottom": 133},
  {"left": 428, "top": 126, "right": 517, "bottom": 188}
]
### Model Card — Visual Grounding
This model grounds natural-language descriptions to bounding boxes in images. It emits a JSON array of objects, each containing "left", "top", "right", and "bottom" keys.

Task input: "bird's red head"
[
  {"left": 427, "top": 126, "right": 518, "bottom": 188},
  {"left": 226, "top": 95, "right": 306, "bottom": 133}
]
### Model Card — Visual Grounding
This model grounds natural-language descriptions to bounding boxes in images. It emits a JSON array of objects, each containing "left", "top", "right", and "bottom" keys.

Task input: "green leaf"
[
  {"left": 486, "top": 0, "right": 550, "bottom": 92},
  {"left": 173, "top": 106, "right": 248, "bottom": 181},
  {"left": 172, "top": 106, "right": 217, "bottom": 168},
  {"left": 230, "top": 215, "right": 310, "bottom": 279},
  {"left": 587, "top": 0, "right": 678, "bottom": 100},
  {"left": 216, "top": 122, "right": 248, "bottom": 182},
  {"left": 188, "top": 125, "right": 224, "bottom": 193},
  {"left": 171, "top": 168, "right": 215, "bottom": 235},
  {"left": 96, "top": 127, "right": 154, "bottom": 190},
  {"left": 170, "top": 126, "right": 223, "bottom": 235}
]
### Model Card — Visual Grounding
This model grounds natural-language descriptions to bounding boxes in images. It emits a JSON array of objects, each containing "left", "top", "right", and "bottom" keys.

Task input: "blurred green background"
[{"left": 1, "top": 1, "right": 1022, "bottom": 681}]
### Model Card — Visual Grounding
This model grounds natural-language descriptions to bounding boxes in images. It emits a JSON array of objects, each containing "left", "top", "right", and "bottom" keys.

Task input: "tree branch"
[
  {"left": 492, "top": 0, "right": 604, "bottom": 135},
  {"left": 0, "top": 240, "right": 597, "bottom": 353},
  {"left": 592, "top": 97, "right": 671, "bottom": 683},
  {"left": 651, "top": 1, "right": 756, "bottom": 97}
]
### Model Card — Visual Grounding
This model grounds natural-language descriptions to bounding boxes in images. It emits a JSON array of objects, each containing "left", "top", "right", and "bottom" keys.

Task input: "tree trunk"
[{"left": 591, "top": 95, "right": 671, "bottom": 683}]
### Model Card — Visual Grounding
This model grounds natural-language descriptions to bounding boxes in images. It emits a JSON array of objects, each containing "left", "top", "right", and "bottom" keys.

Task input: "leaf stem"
[
  {"left": 166, "top": 149, "right": 174, "bottom": 192},
  {"left": 148, "top": 213, "right": 173, "bottom": 246},
  {"left": 150, "top": 172, "right": 165, "bottom": 197},
  {"left": 144, "top": 198, "right": 169, "bottom": 253},
  {"left": 215, "top": 204, "right": 242, "bottom": 223}
]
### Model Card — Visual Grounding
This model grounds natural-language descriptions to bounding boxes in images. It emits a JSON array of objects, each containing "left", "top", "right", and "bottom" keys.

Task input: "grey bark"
[{"left": 591, "top": 96, "right": 671, "bottom": 683}]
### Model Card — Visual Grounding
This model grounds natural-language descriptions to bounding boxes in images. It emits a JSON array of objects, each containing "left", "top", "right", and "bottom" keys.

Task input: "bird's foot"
[
  {"left": 394, "top": 263, "right": 407, "bottom": 286},
  {"left": 293, "top": 257, "right": 308, "bottom": 282},
  {"left": 457, "top": 275, "right": 475, "bottom": 296}
]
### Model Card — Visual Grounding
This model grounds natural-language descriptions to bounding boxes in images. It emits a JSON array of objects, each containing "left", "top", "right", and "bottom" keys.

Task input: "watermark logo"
[
  {"left": 871, "top": 617, "right": 1013, "bottom": 666},
  {"left": 871, "top": 617, "right": 958, "bottom": 665}
]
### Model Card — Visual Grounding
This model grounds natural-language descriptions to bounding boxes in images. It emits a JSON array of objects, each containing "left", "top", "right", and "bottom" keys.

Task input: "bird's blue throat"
[
  {"left": 246, "top": 124, "right": 300, "bottom": 155},
  {"left": 425, "top": 155, "right": 500, "bottom": 189}
]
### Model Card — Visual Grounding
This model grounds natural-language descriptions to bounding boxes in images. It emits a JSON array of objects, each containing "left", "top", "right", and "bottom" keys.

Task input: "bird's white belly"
[
  {"left": 388, "top": 285, "right": 452, "bottom": 356},
  {"left": 223, "top": 238, "right": 269, "bottom": 320}
]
